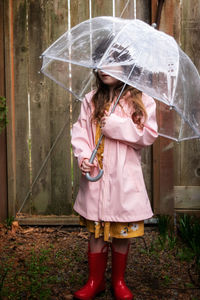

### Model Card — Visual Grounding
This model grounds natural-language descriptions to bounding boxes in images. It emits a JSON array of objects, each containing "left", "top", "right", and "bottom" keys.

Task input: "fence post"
[
  {"left": 4, "top": 0, "right": 16, "bottom": 218},
  {"left": 0, "top": 0, "right": 8, "bottom": 222},
  {"left": 151, "top": 0, "right": 181, "bottom": 215}
]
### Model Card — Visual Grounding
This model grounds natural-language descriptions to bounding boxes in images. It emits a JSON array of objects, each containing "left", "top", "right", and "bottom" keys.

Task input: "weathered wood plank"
[
  {"left": 71, "top": 0, "right": 89, "bottom": 203},
  {"left": 136, "top": 0, "right": 151, "bottom": 22},
  {"left": 92, "top": 0, "right": 113, "bottom": 17},
  {"left": 175, "top": 210, "right": 200, "bottom": 216},
  {"left": 178, "top": 0, "right": 200, "bottom": 187},
  {"left": 0, "top": 0, "right": 8, "bottom": 222},
  {"left": 28, "top": 0, "right": 52, "bottom": 214},
  {"left": 16, "top": 215, "right": 79, "bottom": 226},
  {"left": 0, "top": 129, "right": 7, "bottom": 221},
  {"left": 12, "top": 0, "right": 31, "bottom": 214},
  {"left": 115, "top": 0, "right": 135, "bottom": 18},
  {"left": 174, "top": 186, "right": 200, "bottom": 209},
  {"left": 151, "top": 0, "right": 157, "bottom": 24},
  {"left": 159, "top": 0, "right": 181, "bottom": 40},
  {"left": 152, "top": 0, "right": 181, "bottom": 215},
  {"left": 4, "top": 0, "right": 17, "bottom": 217},
  {"left": 70, "top": 0, "right": 90, "bottom": 27},
  {"left": 47, "top": 0, "right": 72, "bottom": 215}
]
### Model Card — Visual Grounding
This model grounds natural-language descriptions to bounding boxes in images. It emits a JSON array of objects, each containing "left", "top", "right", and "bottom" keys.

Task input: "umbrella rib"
[
  {"left": 96, "top": 22, "right": 129, "bottom": 70},
  {"left": 79, "top": 72, "right": 94, "bottom": 98},
  {"left": 173, "top": 106, "right": 200, "bottom": 139},
  {"left": 42, "top": 70, "right": 82, "bottom": 100},
  {"left": 42, "top": 56, "right": 94, "bottom": 70},
  {"left": 119, "top": 0, "right": 130, "bottom": 18},
  {"left": 158, "top": 133, "right": 199, "bottom": 142}
]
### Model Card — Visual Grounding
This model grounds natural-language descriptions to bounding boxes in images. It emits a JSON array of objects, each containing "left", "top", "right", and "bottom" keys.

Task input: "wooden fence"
[
  {"left": 152, "top": 0, "right": 200, "bottom": 215},
  {"left": 0, "top": 0, "right": 200, "bottom": 224}
]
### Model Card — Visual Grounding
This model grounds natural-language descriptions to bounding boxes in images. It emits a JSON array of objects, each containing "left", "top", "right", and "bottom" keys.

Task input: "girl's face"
[{"left": 98, "top": 70, "right": 120, "bottom": 88}]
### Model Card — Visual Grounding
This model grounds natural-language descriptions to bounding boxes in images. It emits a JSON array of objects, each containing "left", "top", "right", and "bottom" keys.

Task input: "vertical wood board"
[
  {"left": 136, "top": 0, "right": 151, "bottom": 22},
  {"left": 28, "top": 0, "right": 52, "bottom": 214},
  {"left": 115, "top": 0, "right": 135, "bottom": 18},
  {"left": 178, "top": 0, "right": 200, "bottom": 187},
  {"left": 152, "top": 0, "right": 181, "bottom": 214},
  {"left": 4, "top": 0, "right": 17, "bottom": 217},
  {"left": 91, "top": 0, "right": 113, "bottom": 17},
  {"left": 12, "top": 0, "right": 30, "bottom": 213},
  {"left": 71, "top": 0, "right": 89, "bottom": 203},
  {"left": 48, "top": 0, "right": 72, "bottom": 215},
  {"left": 0, "top": 0, "right": 8, "bottom": 221}
]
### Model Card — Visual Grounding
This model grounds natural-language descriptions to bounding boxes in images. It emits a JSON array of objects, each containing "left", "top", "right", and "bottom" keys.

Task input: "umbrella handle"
[
  {"left": 85, "top": 149, "right": 104, "bottom": 182},
  {"left": 85, "top": 169, "right": 104, "bottom": 182}
]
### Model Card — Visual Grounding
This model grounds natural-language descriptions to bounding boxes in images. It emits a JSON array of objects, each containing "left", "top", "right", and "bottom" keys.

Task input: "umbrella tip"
[{"left": 151, "top": 23, "right": 157, "bottom": 29}]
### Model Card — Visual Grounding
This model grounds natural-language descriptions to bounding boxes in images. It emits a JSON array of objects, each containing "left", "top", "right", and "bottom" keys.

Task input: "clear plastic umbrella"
[{"left": 41, "top": 16, "right": 200, "bottom": 180}]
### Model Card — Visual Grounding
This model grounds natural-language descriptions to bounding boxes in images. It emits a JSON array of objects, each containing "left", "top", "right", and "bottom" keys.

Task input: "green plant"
[
  {"left": 178, "top": 214, "right": 200, "bottom": 254},
  {"left": 156, "top": 215, "right": 176, "bottom": 250},
  {"left": 162, "top": 274, "right": 172, "bottom": 286},
  {"left": 157, "top": 215, "right": 172, "bottom": 238},
  {"left": 4, "top": 216, "right": 15, "bottom": 229},
  {"left": 0, "top": 96, "right": 8, "bottom": 133},
  {"left": 178, "top": 214, "right": 200, "bottom": 285},
  {"left": 176, "top": 247, "right": 195, "bottom": 262},
  {"left": 166, "top": 233, "right": 177, "bottom": 250},
  {"left": 0, "top": 259, "right": 14, "bottom": 296}
]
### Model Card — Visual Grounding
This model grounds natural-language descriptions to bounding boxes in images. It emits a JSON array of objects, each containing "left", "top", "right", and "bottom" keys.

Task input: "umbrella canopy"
[{"left": 41, "top": 16, "right": 200, "bottom": 142}]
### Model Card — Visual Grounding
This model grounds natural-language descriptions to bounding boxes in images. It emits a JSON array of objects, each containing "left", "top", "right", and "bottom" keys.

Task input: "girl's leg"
[
  {"left": 90, "top": 233, "right": 107, "bottom": 252},
  {"left": 112, "top": 237, "right": 131, "bottom": 253},
  {"left": 74, "top": 234, "right": 108, "bottom": 299},
  {"left": 111, "top": 238, "right": 133, "bottom": 300}
]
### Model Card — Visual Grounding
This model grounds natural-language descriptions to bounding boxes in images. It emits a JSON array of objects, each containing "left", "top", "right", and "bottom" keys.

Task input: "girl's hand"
[
  {"left": 100, "top": 110, "right": 109, "bottom": 128},
  {"left": 80, "top": 159, "right": 96, "bottom": 175}
]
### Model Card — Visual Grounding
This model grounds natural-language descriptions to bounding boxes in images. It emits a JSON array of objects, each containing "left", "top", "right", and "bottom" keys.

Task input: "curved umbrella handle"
[
  {"left": 85, "top": 148, "right": 104, "bottom": 182},
  {"left": 85, "top": 169, "right": 104, "bottom": 182}
]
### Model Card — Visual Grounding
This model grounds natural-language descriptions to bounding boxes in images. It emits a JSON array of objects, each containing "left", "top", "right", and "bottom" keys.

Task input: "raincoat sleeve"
[
  {"left": 71, "top": 96, "right": 92, "bottom": 167},
  {"left": 101, "top": 95, "right": 158, "bottom": 150}
]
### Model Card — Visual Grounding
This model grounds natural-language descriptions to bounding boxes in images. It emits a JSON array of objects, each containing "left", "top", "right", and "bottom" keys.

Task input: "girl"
[{"left": 71, "top": 67, "right": 158, "bottom": 299}]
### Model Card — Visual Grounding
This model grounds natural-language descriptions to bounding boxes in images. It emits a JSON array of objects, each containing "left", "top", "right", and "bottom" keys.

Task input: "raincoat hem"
[{"left": 73, "top": 206, "right": 154, "bottom": 223}]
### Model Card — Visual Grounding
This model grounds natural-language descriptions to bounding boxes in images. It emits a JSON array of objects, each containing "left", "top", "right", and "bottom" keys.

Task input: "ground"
[{"left": 0, "top": 223, "right": 200, "bottom": 300}]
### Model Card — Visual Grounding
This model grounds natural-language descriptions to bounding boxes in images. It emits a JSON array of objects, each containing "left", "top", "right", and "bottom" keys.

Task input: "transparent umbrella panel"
[{"left": 41, "top": 17, "right": 200, "bottom": 141}]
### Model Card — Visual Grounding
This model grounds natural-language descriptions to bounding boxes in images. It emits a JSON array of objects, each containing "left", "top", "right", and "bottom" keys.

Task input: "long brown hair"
[{"left": 91, "top": 72, "right": 147, "bottom": 128}]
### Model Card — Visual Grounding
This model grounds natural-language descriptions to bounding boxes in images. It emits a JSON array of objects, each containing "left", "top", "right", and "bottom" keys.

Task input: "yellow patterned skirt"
[{"left": 80, "top": 216, "right": 144, "bottom": 241}]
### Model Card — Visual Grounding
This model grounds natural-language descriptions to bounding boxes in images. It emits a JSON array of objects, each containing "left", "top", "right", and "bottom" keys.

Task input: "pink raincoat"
[{"left": 71, "top": 91, "right": 158, "bottom": 222}]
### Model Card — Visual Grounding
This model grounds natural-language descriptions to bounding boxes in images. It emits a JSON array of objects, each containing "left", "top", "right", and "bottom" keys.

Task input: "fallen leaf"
[
  {"left": 11, "top": 221, "right": 20, "bottom": 234},
  {"left": 22, "top": 228, "right": 34, "bottom": 234}
]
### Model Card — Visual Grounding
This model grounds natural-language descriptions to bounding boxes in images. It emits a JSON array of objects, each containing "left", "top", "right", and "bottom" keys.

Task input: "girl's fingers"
[
  {"left": 81, "top": 158, "right": 96, "bottom": 174},
  {"left": 83, "top": 160, "right": 94, "bottom": 168},
  {"left": 100, "top": 116, "right": 108, "bottom": 127}
]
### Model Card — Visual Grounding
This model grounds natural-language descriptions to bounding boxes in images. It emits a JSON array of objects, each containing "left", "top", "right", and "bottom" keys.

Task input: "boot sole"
[
  {"left": 111, "top": 287, "right": 134, "bottom": 300},
  {"left": 73, "top": 288, "right": 105, "bottom": 300}
]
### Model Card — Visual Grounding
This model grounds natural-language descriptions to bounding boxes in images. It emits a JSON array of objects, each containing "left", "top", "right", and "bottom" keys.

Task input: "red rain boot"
[
  {"left": 74, "top": 243, "right": 108, "bottom": 300},
  {"left": 111, "top": 245, "right": 133, "bottom": 300}
]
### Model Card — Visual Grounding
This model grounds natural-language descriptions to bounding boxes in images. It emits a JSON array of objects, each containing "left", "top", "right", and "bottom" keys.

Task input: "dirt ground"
[{"left": 0, "top": 223, "right": 200, "bottom": 300}]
